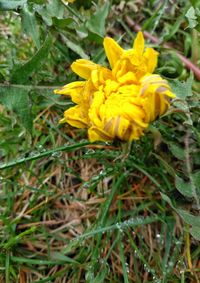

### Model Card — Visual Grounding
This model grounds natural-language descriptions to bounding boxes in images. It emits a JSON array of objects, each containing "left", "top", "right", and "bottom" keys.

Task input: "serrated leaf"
[
  {"left": 21, "top": 4, "right": 40, "bottom": 48},
  {"left": 170, "top": 73, "right": 193, "bottom": 99},
  {"left": 175, "top": 175, "right": 193, "bottom": 197},
  {"left": 86, "top": 1, "right": 110, "bottom": 37},
  {"left": 185, "top": 6, "right": 198, "bottom": 29},
  {"left": 0, "top": 0, "right": 27, "bottom": 10},
  {"left": 11, "top": 35, "right": 52, "bottom": 84},
  {"left": 0, "top": 86, "right": 32, "bottom": 131}
]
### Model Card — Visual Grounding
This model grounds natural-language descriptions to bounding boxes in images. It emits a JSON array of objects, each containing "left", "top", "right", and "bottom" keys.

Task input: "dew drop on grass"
[
  {"left": 37, "top": 144, "right": 46, "bottom": 152},
  {"left": 175, "top": 240, "right": 182, "bottom": 246},
  {"left": 156, "top": 233, "right": 161, "bottom": 239},
  {"left": 85, "top": 149, "right": 95, "bottom": 155},
  {"left": 143, "top": 264, "right": 151, "bottom": 273},
  {"left": 29, "top": 151, "right": 39, "bottom": 157},
  {"left": 99, "top": 170, "right": 104, "bottom": 176},
  {"left": 51, "top": 151, "right": 62, "bottom": 158},
  {"left": 99, "top": 258, "right": 105, "bottom": 265},
  {"left": 125, "top": 262, "right": 130, "bottom": 273},
  {"left": 85, "top": 265, "right": 95, "bottom": 281},
  {"left": 116, "top": 222, "right": 123, "bottom": 233}
]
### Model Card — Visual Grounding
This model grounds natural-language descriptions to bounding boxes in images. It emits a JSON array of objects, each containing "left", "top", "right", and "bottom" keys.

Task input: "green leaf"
[
  {"left": 93, "top": 268, "right": 108, "bottom": 283},
  {"left": 86, "top": 2, "right": 110, "bottom": 37},
  {"left": 185, "top": 6, "right": 198, "bottom": 29},
  {"left": 50, "top": 252, "right": 79, "bottom": 264},
  {"left": 0, "top": 86, "right": 32, "bottom": 131},
  {"left": 21, "top": 4, "right": 40, "bottom": 48},
  {"left": 153, "top": 153, "right": 175, "bottom": 177},
  {"left": 34, "top": 4, "right": 52, "bottom": 26},
  {"left": 11, "top": 35, "right": 52, "bottom": 84},
  {"left": 175, "top": 175, "right": 193, "bottom": 198},
  {"left": 176, "top": 209, "right": 200, "bottom": 227},
  {"left": 28, "top": 0, "right": 46, "bottom": 3},
  {"left": 0, "top": 0, "right": 27, "bottom": 10},
  {"left": 52, "top": 17, "right": 74, "bottom": 29},
  {"left": 190, "top": 225, "right": 200, "bottom": 241},
  {"left": 160, "top": 193, "right": 175, "bottom": 209},
  {"left": 46, "top": 0, "right": 64, "bottom": 18},
  {"left": 170, "top": 73, "right": 193, "bottom": 99},
  {"left": 192, "top": 171, "right": 200, "bottom": 196},
  {"left": 163, "top": 7, "right": 188, "bottom": 41},
  {"left": 161, "top": 193, "right": 200, "bottom": 240},
  {"left": 192, "top": 171, "right": 200, "bottom": 189},
  {"left": 61, "top": 35, "right": 89, "bottom": 59},
  {"left": 34, "top": 0, "right": 64, "bottom": 26},
  {"left": 169, "top": 143, "right": 185, "bottom": 160},
  {"left": 0, "top": 72, "right": 4, "bottom": 82}
]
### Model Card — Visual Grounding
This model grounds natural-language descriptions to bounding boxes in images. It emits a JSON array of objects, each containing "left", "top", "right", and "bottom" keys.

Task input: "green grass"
[{"left": 0, "top": 1, "right": 200, "bottom": 282}]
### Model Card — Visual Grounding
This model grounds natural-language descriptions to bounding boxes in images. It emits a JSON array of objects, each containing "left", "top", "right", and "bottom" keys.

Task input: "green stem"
[{"left": 0, "top": 141, "right": 90, "bottom": 170}]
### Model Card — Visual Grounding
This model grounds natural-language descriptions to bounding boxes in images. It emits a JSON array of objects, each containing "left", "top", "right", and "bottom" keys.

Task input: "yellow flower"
[{"left": 54, "top": 32, "right": 175, "bottom": 142}]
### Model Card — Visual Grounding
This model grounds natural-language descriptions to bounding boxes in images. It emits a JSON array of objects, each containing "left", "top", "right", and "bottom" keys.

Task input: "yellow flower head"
[{"left": 54, "top": 32, "right": 175, "bottom": 142}]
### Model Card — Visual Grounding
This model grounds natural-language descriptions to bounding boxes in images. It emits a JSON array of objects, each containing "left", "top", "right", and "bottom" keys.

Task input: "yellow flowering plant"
[{"left": 55, "top": 32, "right": 175, "bottom": 142}]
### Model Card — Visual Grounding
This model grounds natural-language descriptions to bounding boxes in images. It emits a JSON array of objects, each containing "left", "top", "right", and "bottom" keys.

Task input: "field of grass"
[{"left": 0, "top": 0, "right": 200, "bottom": 282}]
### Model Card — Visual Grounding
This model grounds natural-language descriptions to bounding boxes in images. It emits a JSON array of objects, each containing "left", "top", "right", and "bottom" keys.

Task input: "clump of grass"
[{"left": 0, "top": 1, "right": 200, "bottom": 282}]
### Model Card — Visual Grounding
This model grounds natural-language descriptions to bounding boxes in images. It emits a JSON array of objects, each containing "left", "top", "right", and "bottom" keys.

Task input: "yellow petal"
[
  {"left": 54, "top": 81, "right": 85, "bottom": 95},
  {"left": 91, "top": 70, "right": 99, "bottom": 89},
  {"left": 158, "top": 94, "right": 168, "bottom": 115},
  {"left": 121, "top": 103, "right": 148, "bottom": 128},
  {"left": 128, "top": 125, "right": 144, "bottom": 141},
  {"left": 118, "top": 84, "right": 140, "bottom": 97},
  {"left": 104, "top": 116, "right": 130, "bottom": 140},
  {"left": 62, "top": 106, "right": 88, "bottom": 128},
  {"left": 88, "top": 126, "right": 113, "bottom": 142},
  {"left": 54, "top": 81, "right": 85, "bottom": 104},
  {"left": 144, "top": 47, "right": 159, "bottom": 73},
  {"left": 88, "top": 91, "right": 105, "bottom": 127},
  {"left": 112, "top": 59, "right": 127, "bottom": 79},
  {"left": 118, "top": 71, "right": 136, "bottom": 84},
  {"left": 71, "top": 59, "right": 99, "bottom": 79},
  {"left": 104, "top": 79, "right": 119, "bottom": 96},
  {"left": 133, "top": 31, "right": 144, "bottom": 55},
  {"left": 103, "top": 37, "right": 123, "bottom": 68}
]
